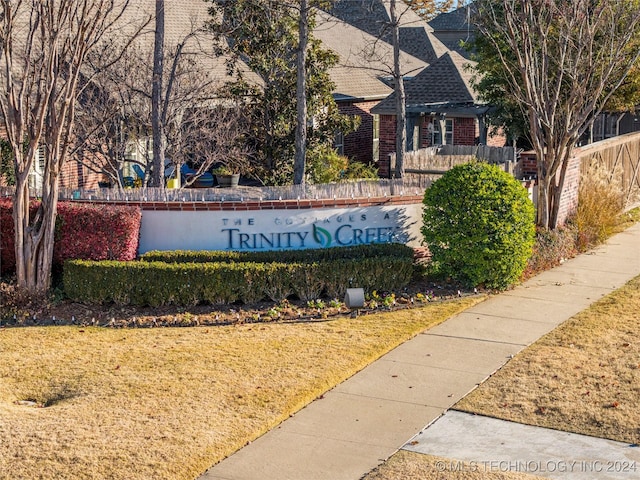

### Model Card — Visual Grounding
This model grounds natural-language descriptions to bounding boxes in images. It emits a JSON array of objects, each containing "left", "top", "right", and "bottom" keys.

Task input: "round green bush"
[{"left": 422, "top": 161, "right": 535, "bottom": 290}]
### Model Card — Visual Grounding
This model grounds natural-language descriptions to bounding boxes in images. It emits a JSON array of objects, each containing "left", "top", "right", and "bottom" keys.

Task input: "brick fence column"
[{"left": 555, "top": 153, "right": 581, "bottom": 226}]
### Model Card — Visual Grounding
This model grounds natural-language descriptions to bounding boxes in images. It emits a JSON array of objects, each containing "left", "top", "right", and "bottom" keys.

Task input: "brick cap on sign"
[{"left": 83, "top": 195, "right": 424, "bottom": 211}]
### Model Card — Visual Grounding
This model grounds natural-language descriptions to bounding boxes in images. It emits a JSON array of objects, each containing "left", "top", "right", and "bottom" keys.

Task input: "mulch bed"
[{"left": 1, "top": 277, "right": 474, "bottom": 329}]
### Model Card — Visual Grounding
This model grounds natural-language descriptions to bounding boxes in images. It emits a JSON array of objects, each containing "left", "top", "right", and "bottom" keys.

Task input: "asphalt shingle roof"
[
  {"left": 399, "top": 26, "right": 449, "bottom": 64},
  {"left": 372, "top": 50, "right": 481, "bottom": 114},
  {"left": 315, "top": 9, "right": 428, "bottom": 100},
  {"left": 427, "top": 4, "right": 477, "bottom": 56},
  {"left": 127, "top": 0, "right": 256, "bottom": 86},
  {"left": 326, "top": 0, "right": 424, "bottom": 36},
  {"left": 126, "top": 1, "right": 442, "bottom": 103},
  {"left": 323, "top": 0, "right": 448, "bottom": 64},
  {"left": 428, "top": 4, "right": 474, "bottom": 32}
]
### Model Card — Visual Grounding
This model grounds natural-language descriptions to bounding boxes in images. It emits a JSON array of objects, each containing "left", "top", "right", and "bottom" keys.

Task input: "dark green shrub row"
[
  {"left": 63, "top": 256, "right": 414, "bottom": 307},
  {"left": 140, "top": 243, "right": 415, "bottom": 264}
]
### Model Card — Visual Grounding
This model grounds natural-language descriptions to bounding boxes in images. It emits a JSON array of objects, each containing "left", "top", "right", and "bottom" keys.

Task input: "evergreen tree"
[{"left": 208, "top": 0, "right": 358, "bottom": 185}]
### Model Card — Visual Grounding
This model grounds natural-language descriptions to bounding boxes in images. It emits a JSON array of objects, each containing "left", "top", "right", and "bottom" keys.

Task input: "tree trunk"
[
  {"left": 1, "top": 0, "right": 141, "bottom": 296},
  {"left": 12, "top": 171, "right": 60, "bottom": 294},
  {"left": 390, "top": 0, "right": 406, "bottom": 178},
  {"left": 151, "top": 0, "right": 166, "bottom": 187},
  {"left": 474, "top": 0, "right": 640, "bottom": 230},
  {"left": 535, "top": 143, "right": 572, "bottom": 230},
  {"left": 13, "top": 175, "right": 32, "bottom": 290},
  {"left": 293, "top": 0, "right": 309, "bottom": 185}
]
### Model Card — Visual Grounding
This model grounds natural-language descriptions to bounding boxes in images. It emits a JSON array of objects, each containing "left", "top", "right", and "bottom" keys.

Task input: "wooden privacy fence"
[
  {"left": 574, "top": 132, "right": 640, "bottom": 208},
  {"left": 391, "top": 144, "right": 520, "bottom": 178}
]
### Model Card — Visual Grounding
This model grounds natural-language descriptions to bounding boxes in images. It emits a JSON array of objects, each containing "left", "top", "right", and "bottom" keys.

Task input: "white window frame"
[
  {"left": 372, "top": 114, "right": 380, "bottom": 161},
  {"left": 334, "top": 131, "right": 344, "bottom": 155},
  {"left": 432, "top": 118, "right": 454, "bottom": 145}
]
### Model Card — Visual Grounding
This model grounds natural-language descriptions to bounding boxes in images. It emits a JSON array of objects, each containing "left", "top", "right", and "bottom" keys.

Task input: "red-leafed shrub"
[
  {"left": 1, "top": 200, "right": 141, "bottom": 274},
  {"left": 0, "top": 199, "right": 15, "bottom": 274},
  {"left": 54, "top": 202, "right": 141, "bottom": 264}
]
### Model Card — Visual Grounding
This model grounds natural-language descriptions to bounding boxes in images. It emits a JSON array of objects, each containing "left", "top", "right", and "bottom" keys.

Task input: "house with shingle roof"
[
  {"left": 427, "top": 3, "right": 476, "bottom": 57},
  {"left": 317, "top": 0, "right": 453, "bottom": 173},
  {"left": 54, "top": 0, "right": 441, "bottom": 187},
  {"left": 314, "top": 5, "right": 430, "bottom": 168},
  {"left": 51, "top": 0, "right": 473, "bottom": 188},
  {"left": 371, "top": 49, "right": 506, "bottom": 174}
]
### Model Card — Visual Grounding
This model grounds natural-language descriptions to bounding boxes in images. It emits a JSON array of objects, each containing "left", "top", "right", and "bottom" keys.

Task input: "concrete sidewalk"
[
  {"left": 405, "top": 411, "right": 640, "bottom": 480},
  {"left": 201, "top": 223, "right": 640, "bottom": 480}
]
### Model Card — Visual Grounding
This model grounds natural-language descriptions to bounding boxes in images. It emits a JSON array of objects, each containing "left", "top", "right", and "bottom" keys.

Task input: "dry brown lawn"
[
  {"left": 456, "top": 275, "right": 640, "bottom": 444},
  {"left": 364, "top": 451, "right": 544, "bottom": 480},
  {"left": 0, "top": 297, "right": 479, "bottom": 480}
]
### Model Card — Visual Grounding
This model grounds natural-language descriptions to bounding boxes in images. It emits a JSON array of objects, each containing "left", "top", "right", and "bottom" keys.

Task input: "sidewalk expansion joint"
[
  {"left": 333, "top": 391, "right": 448, "bottom": 409},
  {"left": 381, "top": 358, "right": 510, "bottom": 376},
  {"left": 424, "top": 333, "right": 528, "bottom": 347}
]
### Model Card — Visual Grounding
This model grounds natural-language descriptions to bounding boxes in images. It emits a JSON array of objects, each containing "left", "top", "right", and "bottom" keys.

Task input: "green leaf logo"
[{"left": 312, "top": 224, "right": 332, "bottom": 247}]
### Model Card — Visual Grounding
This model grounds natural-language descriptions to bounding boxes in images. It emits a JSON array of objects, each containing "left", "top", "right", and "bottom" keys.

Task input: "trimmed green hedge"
[
  {"left": 63, "top": 256, "right": 415, "bottom": 307},
  {"left": 139, "top": 243, "right": 415, "bottom": 264},
  {"left": 422, "top": 161, "right": 535, "bottom": 290}
]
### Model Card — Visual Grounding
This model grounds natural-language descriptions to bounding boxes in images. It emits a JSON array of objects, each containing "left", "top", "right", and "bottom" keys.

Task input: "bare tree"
[
  {"left": 73, "top": 7, "right": 222, "bottom": 190},
  {"left": 73, "top": 56, "right": 247, "bottom": 190},
  {"left": 140, "top": 7, "right": 219, "bottom": 187},
  {"left": 0, "top": 0, "right": 145, "bottom": 294},
  {"left": 474, "top": 0, "right": 640, "bottom": 229},
  {"left": 72, "top": 78, "right": 136, "bottom": 188},
  {"left": 338, "top": 0, "right": 425, "bottom": 178},
  {"left": 72, "top": 47, "right": 154, "bottom": 189},
  {"left": 176, "top": 105, "right": 253, "bottom": 187}
]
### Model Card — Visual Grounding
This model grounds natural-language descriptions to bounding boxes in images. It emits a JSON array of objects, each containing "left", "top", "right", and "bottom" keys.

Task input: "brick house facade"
[
  {"left": 337, "top": 100, "right": 380, "bottom": 165},
  {"left": 371, "top": 51, "right": 509, "bottom": 176}
]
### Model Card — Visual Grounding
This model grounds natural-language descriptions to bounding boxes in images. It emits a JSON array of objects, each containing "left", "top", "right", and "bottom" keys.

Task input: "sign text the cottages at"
[{"left": 138, "top": 204, "right": 423, "bottom": 253}]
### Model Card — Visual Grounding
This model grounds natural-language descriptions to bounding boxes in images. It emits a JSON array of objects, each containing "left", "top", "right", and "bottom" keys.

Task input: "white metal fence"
[{"left": 1, "top": 178, "right": 433, "bottom": 203}]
